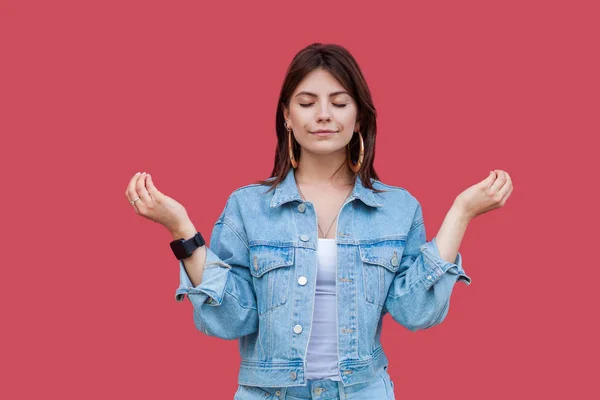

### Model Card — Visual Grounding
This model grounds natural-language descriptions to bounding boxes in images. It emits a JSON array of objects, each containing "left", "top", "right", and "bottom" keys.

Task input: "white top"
[{"left": 305, "top": 238, "right": 341, "bottom": 381}]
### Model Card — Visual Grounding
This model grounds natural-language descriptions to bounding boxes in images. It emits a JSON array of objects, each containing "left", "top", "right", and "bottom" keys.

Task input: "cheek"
[
  {"left": 290, "top": 109, "right": 314, "bottom": 128},
  {"left": 337, "top": 109, "right": 358, "bottom": 127}
]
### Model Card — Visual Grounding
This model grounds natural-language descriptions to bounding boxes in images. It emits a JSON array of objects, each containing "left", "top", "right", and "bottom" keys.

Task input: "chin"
[{"left": 304, "top": 144, "right": 347, "bottom": 156}]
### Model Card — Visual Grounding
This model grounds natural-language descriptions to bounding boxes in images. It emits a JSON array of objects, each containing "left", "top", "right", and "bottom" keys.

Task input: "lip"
[{"left": 311, "top": 130, "right": 338, "bottom": 136}]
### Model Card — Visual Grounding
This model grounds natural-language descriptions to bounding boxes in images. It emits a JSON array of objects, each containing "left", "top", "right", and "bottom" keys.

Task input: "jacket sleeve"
[
  {"left": 174, "top": 195, "right": 258, "bottom": 340},
  {"left": 383, "top": 201, "right": 471, "bottom": 331}
]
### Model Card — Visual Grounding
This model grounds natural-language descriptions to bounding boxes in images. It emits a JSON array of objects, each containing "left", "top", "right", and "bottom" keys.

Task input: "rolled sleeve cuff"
[
  {"left": 419, "top": 237, "right": 472, "bottom": 290},
  {"left": 174, "top": 247, "right": 231, "bottom": 307}
]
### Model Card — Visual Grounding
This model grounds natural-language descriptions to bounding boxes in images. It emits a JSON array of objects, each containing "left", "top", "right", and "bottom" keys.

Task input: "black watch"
[{"left": 169, "top": 232, "right": 205, "bottom": 260}]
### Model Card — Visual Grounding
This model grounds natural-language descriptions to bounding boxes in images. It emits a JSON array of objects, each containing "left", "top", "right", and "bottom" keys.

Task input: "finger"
[
  {"left": 135, "top": 173, "right": 153, "bottom": 207},
  {"left": 501, "top": 172, "right": 512, "bottom": 191},
  {"left": 125, "top": 172, "right": 140, "bottom": 200},
  {"left": 125, "top": 172, "right": 142, "bottom": 204},
  {"left": 146, "top": 173, "right": 163, "bottom": 200},
  {"left": 483, "top": 170, "right": 496, "bottom": 187},
  {"left": 496, "top": 173, "right": 512, "bottom": 200},
  {"left": 500, "top": 184, "right": 513, "bottom": 206},
  {"left": 488, "top": 170, "right": 506, "bottom": 194},
  {"left": 131, "top": 172, "right": 148, "bottom": 212}
]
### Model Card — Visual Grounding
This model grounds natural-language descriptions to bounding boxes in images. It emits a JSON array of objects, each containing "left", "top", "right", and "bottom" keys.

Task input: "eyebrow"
[{"left": 295, "top": 91, "right": 349, "bottom": 98}]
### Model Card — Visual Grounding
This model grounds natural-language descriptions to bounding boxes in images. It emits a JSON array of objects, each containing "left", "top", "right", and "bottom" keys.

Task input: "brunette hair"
[{"left": 257, "top": 43, "right": 383, "bottom": 193}]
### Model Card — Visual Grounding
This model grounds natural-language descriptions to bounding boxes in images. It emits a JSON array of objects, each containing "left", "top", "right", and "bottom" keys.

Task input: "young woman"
[{"left": 125, "top": 43, "right": 513, "bottom": 399}]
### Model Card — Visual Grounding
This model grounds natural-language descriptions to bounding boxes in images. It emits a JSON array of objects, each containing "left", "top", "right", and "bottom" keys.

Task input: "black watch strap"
[{"left": 170, "top": 232, "right": 205, "bottom": 260}]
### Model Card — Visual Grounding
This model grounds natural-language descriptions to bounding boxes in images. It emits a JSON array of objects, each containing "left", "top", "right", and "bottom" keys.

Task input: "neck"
[{"left": 294, "top": 148, "right": 355, "bottom": 188}]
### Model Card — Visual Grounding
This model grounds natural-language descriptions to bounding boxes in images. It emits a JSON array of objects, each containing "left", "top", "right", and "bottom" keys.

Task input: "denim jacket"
[{"left": 175, "top": 168, "right": 471, "bottom": 387}]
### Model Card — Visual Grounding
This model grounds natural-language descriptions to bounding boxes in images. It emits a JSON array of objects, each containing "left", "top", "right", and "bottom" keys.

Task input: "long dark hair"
[{"left": 258, "top": 43, "right": 382, "bottom": 193}]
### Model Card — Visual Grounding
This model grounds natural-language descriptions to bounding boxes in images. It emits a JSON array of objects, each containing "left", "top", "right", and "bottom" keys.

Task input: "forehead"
[{"left": 293, "top": 69, "right": 347, "bottom": 95}]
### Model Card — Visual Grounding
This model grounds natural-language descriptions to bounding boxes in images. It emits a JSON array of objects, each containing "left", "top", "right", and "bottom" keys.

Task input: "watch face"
[
  {"left": 170, "top": 233, "right": 203, "bottom": 260},
  {"left": 170, "top": 239, "right": 190, "bottom": 260}
]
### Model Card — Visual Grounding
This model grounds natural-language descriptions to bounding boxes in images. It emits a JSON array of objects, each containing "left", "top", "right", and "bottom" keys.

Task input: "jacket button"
[
  {"left": 275, "top": 390, "right": 281, "bottom": 396},
  {"left": 300, "top": 234, "right": 309, "bottom": 242},
  {"left": 293, "top": 324, "right": 303, "bottom": 334},
  {"left": 290, "top": 371, "right": 297, "bottom": 380},
  {"left": 391, "top": 257, "right": 399, "bottom": 267},
  {"left": 298, "top": 276, "right": 307, "bottom": 285},
  {"left": 297, "top": 203, "right": 306, "bottom": 213}
]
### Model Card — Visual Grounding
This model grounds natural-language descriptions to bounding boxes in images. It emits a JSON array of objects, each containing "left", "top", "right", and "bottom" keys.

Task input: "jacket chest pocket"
[
  {"left": 249, "top": 243, "right": 295, "bottom": 315},
  {"left": 359, "top": 239, "right": 406, "bottom": 307}
]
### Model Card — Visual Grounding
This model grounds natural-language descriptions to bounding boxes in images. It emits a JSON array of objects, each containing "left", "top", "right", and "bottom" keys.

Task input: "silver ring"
[{"left": 130, "top": 197, "right": 140, "bottom": 205}]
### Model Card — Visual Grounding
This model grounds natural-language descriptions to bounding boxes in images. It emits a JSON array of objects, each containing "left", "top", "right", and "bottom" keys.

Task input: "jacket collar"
[{"left": 270, "top": 168, "right": 383, "bottom": 208}]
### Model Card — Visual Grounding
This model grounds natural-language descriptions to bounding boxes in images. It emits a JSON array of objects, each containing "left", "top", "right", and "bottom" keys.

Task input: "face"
[{"left": 283, "top": 68, "right": 360, "bottom": 158}]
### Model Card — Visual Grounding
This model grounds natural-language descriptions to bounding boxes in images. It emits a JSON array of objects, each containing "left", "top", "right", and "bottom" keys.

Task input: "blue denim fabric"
[
  {"left": 234, "top": 366, "right": 395, "bottom": 399},
  {"left": 175, "top": 168, "right": 471, "bottom": 388}
]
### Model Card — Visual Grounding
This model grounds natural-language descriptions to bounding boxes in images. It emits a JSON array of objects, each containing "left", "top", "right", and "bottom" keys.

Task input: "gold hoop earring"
[
  {"left": 347, "top": 131, "right": 364, "bottom": 173},
  {"left": 288, "top": 128, "right": 299, "bottom": 169}
]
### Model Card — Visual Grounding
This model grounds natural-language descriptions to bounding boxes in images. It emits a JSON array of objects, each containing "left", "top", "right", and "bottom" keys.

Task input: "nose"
[{"left": 316, "top": 103, "right": 332, "bottom": 122}]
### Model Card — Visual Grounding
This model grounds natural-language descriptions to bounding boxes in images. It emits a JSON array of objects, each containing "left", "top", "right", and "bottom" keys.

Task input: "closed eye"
[{"left": 299, "top": 103, "right": 347, "bottom": 108}]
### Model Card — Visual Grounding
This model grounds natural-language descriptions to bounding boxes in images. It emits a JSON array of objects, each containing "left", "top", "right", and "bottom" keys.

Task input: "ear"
[
  {"left": 282, "top": 104, "right": 290, "bottom": 122},
  {"left": 354, "top": 120, "right": 361, "bottom": 133}
]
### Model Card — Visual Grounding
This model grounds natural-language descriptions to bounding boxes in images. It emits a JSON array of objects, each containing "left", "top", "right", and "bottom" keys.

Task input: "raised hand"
[
  {"left": 125, "top": 172, "right": 190, "bottom": 233},
  {"left": 454, "top": 170, "right": 513, "bottom": 220}
]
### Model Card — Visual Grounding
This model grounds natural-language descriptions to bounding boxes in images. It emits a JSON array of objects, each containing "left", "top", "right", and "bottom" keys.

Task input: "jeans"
[{"left": 233, "top": 366, "right": 395, "bottom": 399}]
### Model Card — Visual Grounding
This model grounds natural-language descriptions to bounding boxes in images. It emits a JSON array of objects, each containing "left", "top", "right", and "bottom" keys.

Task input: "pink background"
[{"left": 1, "top": 0, "right": 597, "bottom": 398}]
